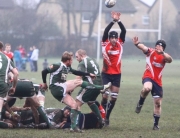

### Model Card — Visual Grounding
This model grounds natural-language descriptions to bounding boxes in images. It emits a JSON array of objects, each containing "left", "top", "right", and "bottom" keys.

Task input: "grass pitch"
[{"left": 1, "top": 58, "right": 180, "bottom": 138}]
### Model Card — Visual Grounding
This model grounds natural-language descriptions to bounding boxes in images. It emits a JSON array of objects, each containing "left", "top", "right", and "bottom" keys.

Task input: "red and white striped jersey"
[
  {"left": 143, "top": 48, "right": 166, "bottom": 86},
  {"left": 101, "top": 38, "right": 124, "bottom": 74}
]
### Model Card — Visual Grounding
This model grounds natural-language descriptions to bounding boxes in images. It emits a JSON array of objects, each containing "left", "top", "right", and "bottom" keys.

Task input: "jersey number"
[{"left": 90, "top": 60, "right": 98, "bottom": 75}]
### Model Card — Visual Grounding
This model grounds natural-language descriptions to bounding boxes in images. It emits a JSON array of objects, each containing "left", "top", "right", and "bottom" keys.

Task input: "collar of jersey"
[{"left": 61, "top": 61, "right": 67, "bottom": 68}]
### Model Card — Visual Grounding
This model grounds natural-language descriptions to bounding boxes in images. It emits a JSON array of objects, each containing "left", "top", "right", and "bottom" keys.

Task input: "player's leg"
[
  {"left": 153, "top": 98, "right": 162, "bottom": 130},
  {"left": 104, "top": 85, "right": 119, "bottom": 126},
  {"left": 26, "top": 96, "right": 52, "bottom": 128},
  {"left": 135, "top": 78, "right": 152, "bottom": 114},
  {"left": 151, "top": 82, "right": 163, "bottom": 130},
  {"left": 36, "top": 90, "right": 45, "bottom": 107},
  {"left": 0, "top": 86, "right": 10, "bottom": 128},
  {"left": 66, "top": 79, "right": 111, "bottom": 93},
  {"left": 101, "top": 73, "right": 120, "bottom": 126},
  {"left": 62, "top": 94, "right": 82, "bottom": 132},
  {"left": 0, "top": 98, "right": 9, "bottom": 128}
]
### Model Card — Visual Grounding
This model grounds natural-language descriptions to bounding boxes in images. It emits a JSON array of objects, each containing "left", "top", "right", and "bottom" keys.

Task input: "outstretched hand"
[
  {"left": 132, "top": 36, "right": 139, "bottom": 45},
  {"left": 111, "top": 11, "right": 121, "bottom": 21}
]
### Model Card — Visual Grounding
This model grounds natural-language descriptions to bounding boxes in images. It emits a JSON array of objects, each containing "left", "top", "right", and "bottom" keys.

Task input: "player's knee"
[
  {"left": 143, "top": 87, "right": 151, "bottom": 92},
  {"left": 155, "top": 101, "right": 161, "bottom": 108},
  {"left": 87, "top": 101, "right": 95, "bottom": 106},
  {"left": 110, "top": 92, "right": 118, "bottom": 100}
]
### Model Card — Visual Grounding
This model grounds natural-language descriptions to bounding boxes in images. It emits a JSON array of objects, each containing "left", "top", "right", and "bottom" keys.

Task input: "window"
[
  {"left": 82, "top": 12, "right": 91, "bottom": 23},
  {"left": 142, "top": 15, "right": 149, "bottom": 25}
]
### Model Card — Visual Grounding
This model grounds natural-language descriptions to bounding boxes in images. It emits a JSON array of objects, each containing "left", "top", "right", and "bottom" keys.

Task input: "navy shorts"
[
  {"left": 101, "top": 72, "right": 121, "bottom": 87},
  {"left": 143, "top": 78, "right": 163, "bottom": 98}
]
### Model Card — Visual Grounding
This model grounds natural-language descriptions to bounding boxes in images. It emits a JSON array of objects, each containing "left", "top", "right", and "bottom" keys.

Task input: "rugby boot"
[
  {"left": 38, "top": 123, "right": 48, "bottom": 129},
  {"left": 135, "top": 103, "right": 143, "bottom": 114},
  {"left": 153, "top": 125, "right": 160, "bottom": 130},
  {"left": 98, "top": 119, "right": 105, "bottom": 128},
  {"left": 104, "top": 119, "right": 109, "bottom": 127},
  {"left": 70, "top": 127, "right": 84, "bottom": 133},
  {"left": 100, "top": 82, "right": 111, "bottom": 93}
]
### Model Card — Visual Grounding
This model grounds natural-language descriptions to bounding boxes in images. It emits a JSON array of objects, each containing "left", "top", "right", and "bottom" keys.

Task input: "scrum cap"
[
  {"left": 109, "top": 31, "right": 118, "bottom": 39},
  {"left": 155, "top": 40, "right": 166, "bottom": 50}
]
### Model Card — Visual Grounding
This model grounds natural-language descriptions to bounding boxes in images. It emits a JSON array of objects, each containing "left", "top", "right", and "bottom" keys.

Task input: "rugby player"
[
  {"left": 132, "top": 36, "right": 173, "bottom": 130},
  {"left": 101, "top": 12, "right": 126, "bottom": 126}
]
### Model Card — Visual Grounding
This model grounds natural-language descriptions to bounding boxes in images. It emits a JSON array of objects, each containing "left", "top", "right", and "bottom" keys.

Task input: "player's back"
[
  {"left": 80, "top": 57, "right": 102, "bottom": 85},
  {"left": 0, "top": 52, "right": 11, "bottom": 83}
]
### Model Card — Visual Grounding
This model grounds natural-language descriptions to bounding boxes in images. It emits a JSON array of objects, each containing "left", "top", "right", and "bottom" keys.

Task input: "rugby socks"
[
  {"left": 153, "top": 114, "right": 160, "bottom": 126},
  {"left": 139, "top": 95, "right": 145, "bottom": 105},
  {"left": 81, "top": 81, "right": 103, "bottom": 90},
  {"left": 0, "top": 121, "right": 8, "bottom": 128},
  {"left": 101, "top": 98, "right": 108, "bottom": 112},
  {"left": 37, "top": 106, "right": 51, "bottom": 127},
  {"left": 70, "top": 109, "right": 79, "bottom": 129},
  {"left": 76, "top": 111, "right": 81, "bottom": 128},
  {"left": 89, "top": 103, "right": 102, "bottom": 122},
  {"left": 106, "top": 100, "right": 116, "bottom": 120}
]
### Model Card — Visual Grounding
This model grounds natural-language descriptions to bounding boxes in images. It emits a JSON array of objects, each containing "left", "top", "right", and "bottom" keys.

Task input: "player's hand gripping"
[{"left": 40, "top": 83, "right": 48, "bottom": 91}]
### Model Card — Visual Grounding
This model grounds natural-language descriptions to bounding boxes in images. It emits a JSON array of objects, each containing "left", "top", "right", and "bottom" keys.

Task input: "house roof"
[
  {"left": 171, "top": 0, "right": 180, "bottom": 12},
  {"left": 138, "top": 0, "right": 156, "bottom": 7},
  {"left": 0, "top": 0, "right": 14, "bottom": 8},
  {"left": 60, "top": 0, "right": 136, "bottom": 13}
]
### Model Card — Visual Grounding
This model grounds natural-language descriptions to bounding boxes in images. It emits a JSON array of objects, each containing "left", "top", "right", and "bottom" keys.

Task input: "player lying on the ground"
[
  {"left": 1, "top": 106, "right": 71, "bottom": 129},
  {"left": 1, "top": 79, "right": 53, "bottom": 128},
  {"left": 59, "top": 101, "right": 106, "bottom": 130}
]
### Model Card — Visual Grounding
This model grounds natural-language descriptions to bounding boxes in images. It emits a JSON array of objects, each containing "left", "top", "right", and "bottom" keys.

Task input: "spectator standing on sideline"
[
  {"left": 30, "top": 46, "right": 39, "bottom": 72},
  {"left": 132, "top": 37, "right": 172, "bottom": 130},
  {"left": 18, "top": 45, "right": 26, "bottom": 58},
  {"left": 101, "top": 11, "right": 126, "bottom": 126},
  {"left": 27, "top": 47, "right": 34, "bottom": 72},
  {"left": 3, "top": 43, "right": 14, "bottom": 62},
  {"left": 0, "top": 41, "right": 18, "bottom": 128},
  {"left": 13, "top": 46, "right": 22, "bottom": 71}
]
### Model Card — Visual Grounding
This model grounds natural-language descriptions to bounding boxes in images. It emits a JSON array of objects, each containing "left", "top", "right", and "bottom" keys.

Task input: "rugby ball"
[{"left": 105, "top": 0, "right": 116, "bottom": 8}]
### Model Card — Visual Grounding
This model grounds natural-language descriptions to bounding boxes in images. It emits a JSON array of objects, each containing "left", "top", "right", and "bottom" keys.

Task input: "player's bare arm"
[
  {"left": 9, "top": 68, "right": 19, "bottom": 96},
  {"left": 132, "top": 36, "right": 148, "bottom": 53},
  {"left": 162, "top": 52, "right": 173, "bottom": 63}
]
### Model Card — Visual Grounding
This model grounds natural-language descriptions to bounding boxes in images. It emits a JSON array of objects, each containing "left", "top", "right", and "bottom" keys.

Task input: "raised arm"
[
  {"left": 114, "top": 12, "right": 126, "bottom": 42},
  {"left": 132, "top": 36, "right": 148, "bottom": 53},
  {"left": 102, "top": 12, "right": 120, "bottom": 42},
  {"left": 102, "top": 22, "right": 115, "bottom": 42},
  {"left": 118, "top": 21, "right": 126, "bottom": 42}
]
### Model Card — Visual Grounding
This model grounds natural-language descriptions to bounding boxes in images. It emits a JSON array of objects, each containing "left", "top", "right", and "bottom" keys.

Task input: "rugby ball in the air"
[{"left": 105, "top": 0, "right": 116, "bottom": 8}]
